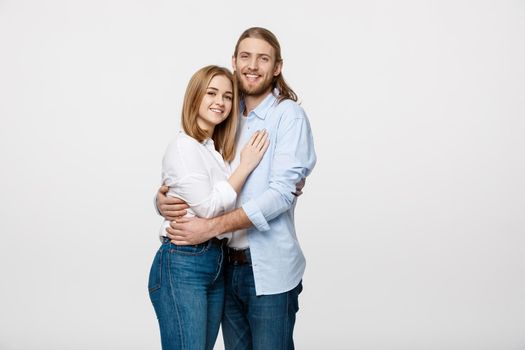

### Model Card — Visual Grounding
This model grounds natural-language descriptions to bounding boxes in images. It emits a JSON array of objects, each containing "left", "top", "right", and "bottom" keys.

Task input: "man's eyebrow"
[{"left": 238, "top": 51, "right": 270, "bottom": 57}]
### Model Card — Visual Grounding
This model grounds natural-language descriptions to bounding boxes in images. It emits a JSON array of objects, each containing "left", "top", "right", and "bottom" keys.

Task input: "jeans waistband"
[{"left": 161, "top": 236, "right": 226, "bottom": 248}]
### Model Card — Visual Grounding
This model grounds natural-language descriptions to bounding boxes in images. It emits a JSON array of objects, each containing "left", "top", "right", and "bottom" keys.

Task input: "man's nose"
[{"left": 248, "top": 57, "right": 258, "bottom": 70}]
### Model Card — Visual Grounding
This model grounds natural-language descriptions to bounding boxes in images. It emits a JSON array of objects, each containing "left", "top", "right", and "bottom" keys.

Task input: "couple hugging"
[{"left": 149, "top": 27, "right": 316, "bottom": 350}]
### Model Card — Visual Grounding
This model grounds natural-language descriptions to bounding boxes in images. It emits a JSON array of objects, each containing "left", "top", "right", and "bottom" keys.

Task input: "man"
[{"left": 157, "top": 27, "right": 316, "bottom": 349}]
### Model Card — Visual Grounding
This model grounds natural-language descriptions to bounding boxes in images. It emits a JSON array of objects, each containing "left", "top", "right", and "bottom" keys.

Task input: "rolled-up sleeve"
[
  {"left": 242, "top": 106, "right": 316, "bottom": 231},
  {"left": 162, "top": 137, "right": 237, "bottom": 219},
  {"left": 243, "top": 199, "right": 271, "bottom": 231},
  {"left": 169, "top": 177, "right": 237, "bottom": 218}
]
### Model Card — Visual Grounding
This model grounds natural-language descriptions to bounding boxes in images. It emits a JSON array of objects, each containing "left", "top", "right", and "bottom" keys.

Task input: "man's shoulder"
[{"left": 272, "top": 99, "right": 306, "bottom": 119}]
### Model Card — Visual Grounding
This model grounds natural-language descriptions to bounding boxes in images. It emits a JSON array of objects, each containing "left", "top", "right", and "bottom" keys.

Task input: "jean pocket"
[
  {"left": 169, "top": 242, "right": 210, "bottom": 256},
  {"left": 148, "top": 248, "right": 163, "bottom": 293}
]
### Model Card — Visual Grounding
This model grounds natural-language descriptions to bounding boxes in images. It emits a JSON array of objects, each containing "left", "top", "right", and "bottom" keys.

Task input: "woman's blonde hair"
[{"left": 181, "top": 65, "right": 239, "bottom": 162}]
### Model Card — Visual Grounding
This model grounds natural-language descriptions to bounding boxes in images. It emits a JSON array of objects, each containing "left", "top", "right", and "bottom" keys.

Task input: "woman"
[{"left": 148, "top": 65, "right": 269, "bottom": 350}]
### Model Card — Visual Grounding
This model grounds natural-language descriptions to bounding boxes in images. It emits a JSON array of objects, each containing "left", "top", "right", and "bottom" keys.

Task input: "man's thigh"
[
  {"left": 247, "top": 282, "right": 302, "bottom": 350},
  {"left": 222, "top": 264, "right": 302, "bottom": 350}
]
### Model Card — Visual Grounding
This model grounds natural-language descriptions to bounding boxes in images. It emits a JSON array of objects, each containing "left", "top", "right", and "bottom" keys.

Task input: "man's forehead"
[{"left": 237, "top": 37, "right": 275, "bottom": 56}]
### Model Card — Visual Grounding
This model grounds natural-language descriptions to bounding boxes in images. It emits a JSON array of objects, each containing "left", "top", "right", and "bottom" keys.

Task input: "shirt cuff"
[
  {"left": 214, "top": 180, "right": 237, "bottom": 211},
  {"left": 242, "top": 200, "right": 270, "bottom": 232}
]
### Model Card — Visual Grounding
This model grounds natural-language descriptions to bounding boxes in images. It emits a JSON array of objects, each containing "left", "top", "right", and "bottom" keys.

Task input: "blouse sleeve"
[{"left": 161, "top": 137, "right": 237, "bottom": 219}]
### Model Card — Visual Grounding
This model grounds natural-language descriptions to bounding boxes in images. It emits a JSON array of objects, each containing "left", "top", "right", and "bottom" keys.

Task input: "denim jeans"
[
  {"left": 148, "top": 238, "right": 226, "bottom": 350},
  {"left": 221, "top": 257, "right": 303, "bottom": 350}
]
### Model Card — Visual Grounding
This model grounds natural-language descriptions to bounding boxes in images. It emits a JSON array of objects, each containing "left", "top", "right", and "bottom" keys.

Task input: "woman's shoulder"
[
  {"left": 162, "top": 131, "right": 211, "bottom": 176},
  {"left": 165, "top": 131, "right": 203, "bottom": 155}
]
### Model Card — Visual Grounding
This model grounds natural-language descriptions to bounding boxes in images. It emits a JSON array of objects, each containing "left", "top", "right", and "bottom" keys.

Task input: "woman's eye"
[
  {"left": 207, "top": 91, "right": 216, "bottom": 96},
  {"left": 225, "top": 95, "right": 232, "bottom": 101}
]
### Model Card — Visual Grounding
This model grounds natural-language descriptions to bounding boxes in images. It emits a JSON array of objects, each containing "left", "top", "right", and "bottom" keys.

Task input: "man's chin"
[{"left": 240, "top": 83, "right": 272, "bottom": 97}]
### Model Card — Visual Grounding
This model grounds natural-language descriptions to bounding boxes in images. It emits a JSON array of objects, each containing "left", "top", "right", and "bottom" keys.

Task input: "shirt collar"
[
  {"left": 240, "top": 88, "right": 279, "bottom": 120},
  {"left": 202, "top": 137, "right": 214, "bottom": 146}
]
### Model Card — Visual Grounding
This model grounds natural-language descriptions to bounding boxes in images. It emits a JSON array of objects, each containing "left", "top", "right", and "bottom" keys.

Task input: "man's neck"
[{"left": 243, "top": 90, "right": 272, "bottom": 116}]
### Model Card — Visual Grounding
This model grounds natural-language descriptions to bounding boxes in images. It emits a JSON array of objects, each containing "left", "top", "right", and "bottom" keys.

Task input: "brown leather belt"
[
  {"left": 209, "top": 237, "right": 227, "bottom": 247},
  {"left": 227, "top": 248, "right": 251, "bottom": 265}
]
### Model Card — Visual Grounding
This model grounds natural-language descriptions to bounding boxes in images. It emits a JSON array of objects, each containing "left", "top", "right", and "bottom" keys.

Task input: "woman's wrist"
[{"left": 237, "top": 162, "right": 253, "bottom": 175}]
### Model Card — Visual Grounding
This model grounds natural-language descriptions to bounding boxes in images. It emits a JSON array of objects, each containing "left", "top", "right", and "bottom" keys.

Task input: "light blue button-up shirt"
[{"left": 237, "top": 91, "right": 316, "bottom": 295}]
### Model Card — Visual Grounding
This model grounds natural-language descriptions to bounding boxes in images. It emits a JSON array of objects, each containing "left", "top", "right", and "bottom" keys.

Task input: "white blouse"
[{"left": 159, "top": 131, "right": 236, "bottom": 240}]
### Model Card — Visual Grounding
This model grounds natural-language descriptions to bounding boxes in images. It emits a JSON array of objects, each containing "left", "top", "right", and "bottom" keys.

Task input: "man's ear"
[
  {"left": 232, "top": 55, "right": 237, "bottom": 72},
  {"left": 273, "top": 60, "right": 282, "bottom": 77}
]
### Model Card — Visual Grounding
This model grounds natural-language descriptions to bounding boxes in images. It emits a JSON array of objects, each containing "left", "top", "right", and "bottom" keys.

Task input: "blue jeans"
[
  {"left": 221, "top": 255, "right": 303, "bottom": 350},
  {"left": 148, "top": 238, "right": 226, "bottom": 350}
]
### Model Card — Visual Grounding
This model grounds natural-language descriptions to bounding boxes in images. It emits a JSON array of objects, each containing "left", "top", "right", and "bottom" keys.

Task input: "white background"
[{"left": 1, "top": 0, "right": 524, "bottom": 349}]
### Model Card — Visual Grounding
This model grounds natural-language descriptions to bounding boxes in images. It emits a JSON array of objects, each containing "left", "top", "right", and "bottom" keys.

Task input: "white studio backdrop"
[{"left": 1, "top": 0, "right": 524, "bottom": 349}]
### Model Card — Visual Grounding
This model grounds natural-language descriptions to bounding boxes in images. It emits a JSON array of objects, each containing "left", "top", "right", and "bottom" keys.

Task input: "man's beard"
[{"left": 236, "top": 71, "right": 274, "bottom": 97}]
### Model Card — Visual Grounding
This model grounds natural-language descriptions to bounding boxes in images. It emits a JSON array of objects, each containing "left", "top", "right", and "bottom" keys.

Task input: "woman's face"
[{"left": 197, "top": 75, "right": 233, "bottom": 135}]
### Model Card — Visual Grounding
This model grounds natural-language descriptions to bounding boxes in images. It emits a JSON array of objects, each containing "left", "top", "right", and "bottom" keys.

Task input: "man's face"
[{"left": 232, "top": 38, "right": 282, "bottom": 97}]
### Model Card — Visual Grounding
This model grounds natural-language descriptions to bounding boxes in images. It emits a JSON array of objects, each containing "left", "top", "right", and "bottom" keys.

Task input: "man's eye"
[{"left": 261, "top": 57, "right": 269, "bottom": 62}]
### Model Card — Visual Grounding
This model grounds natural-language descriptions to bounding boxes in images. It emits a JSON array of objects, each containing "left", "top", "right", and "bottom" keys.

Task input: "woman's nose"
[{"left": 215, "top": 95, "right": 225, "bottom": 105}]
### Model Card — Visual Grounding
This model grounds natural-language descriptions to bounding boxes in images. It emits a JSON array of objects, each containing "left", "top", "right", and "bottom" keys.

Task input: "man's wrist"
[{"left": 208, "top": 216, "right": 225, "bottom": 237}]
